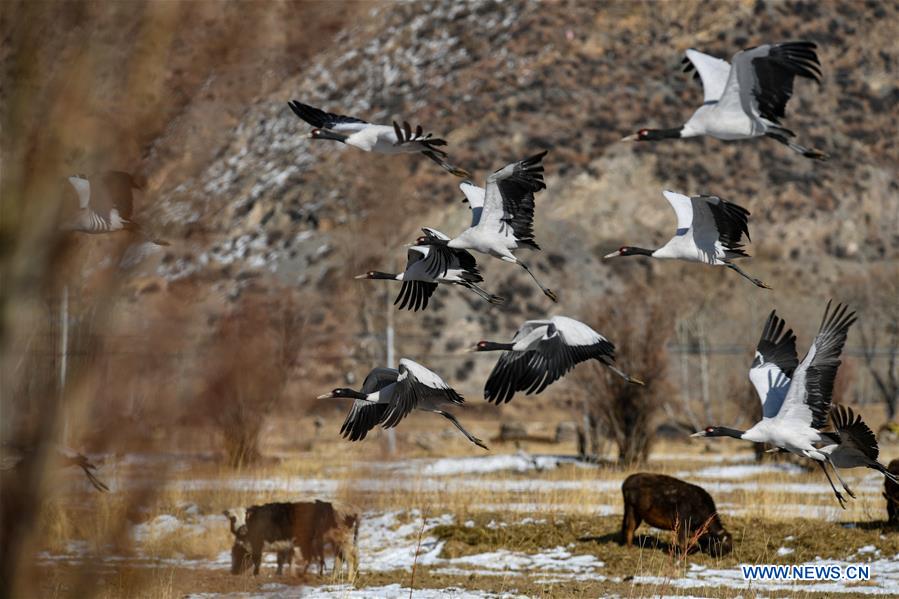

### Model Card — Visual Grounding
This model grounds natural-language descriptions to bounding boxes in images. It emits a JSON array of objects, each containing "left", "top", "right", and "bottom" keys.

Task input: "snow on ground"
[
  {"left": 650, "top": 452, "right": 756, "bottom": 463},
  {"left": 358, "top": 510, "right": 605, "bottom": 582},
  {"left": 410, "top": 452, "right": 594, "bottom": 476},
  {"left": 680, "top": 463, "right": 807, "bottom": 479},
  {"left": 471, "top": 502, "right": 618, "bottom": 515},
  {"left": 633, "top": 553, "right": 899, "bottom": 595},
  {"left": 40, "top": 451, "right": 899, "bottom": 597},
  {"left": 187, "top": 583, "right": 527, "bottom": 598},
  {"left": 37, "top": 508, "right": 606, "bottom": 587},
  {"left": 439, "top": 546, "right": 604, "bottom": 580}
]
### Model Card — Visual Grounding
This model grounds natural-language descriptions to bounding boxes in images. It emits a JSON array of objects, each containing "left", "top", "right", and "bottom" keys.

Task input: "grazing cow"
[
  {"left": 885, "top": 459, "right": 899, "bottom": 524},
  {"left": 223, "top": 505, "right": 295, "bottom": 575},
  {"left": 224, "top": 501, "right": 360, "bottom": 576},
  {"left": 620, "top": 473, "right": 732, "bottom": 556}
]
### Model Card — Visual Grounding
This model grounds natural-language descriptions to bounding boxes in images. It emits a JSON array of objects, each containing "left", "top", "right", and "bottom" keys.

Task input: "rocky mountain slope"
[{"left": 7, "top": 0, "right": 896, "bottom": 428}]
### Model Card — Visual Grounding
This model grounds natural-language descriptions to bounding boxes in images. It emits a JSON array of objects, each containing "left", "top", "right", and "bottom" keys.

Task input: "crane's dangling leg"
[
  {"left": 827, "top": 456, "right": 857, "bottom": 499},
  {"left": 875, "top": 461, "right": 899, "bottom": 484},
  {"left": 436, "top": 411, "right": 488, "bottom": 451},
  {"left": 765, "top": 130, "right": 829, "bottom": 161},
  {"left": 459, "top": 282, "right": 504, "bottom": 305},
  {"left": 599, "top": 356, "right": 644, "bottom": 385},
  {"left": 422, "top": 150, "right": 472, "bottom": 179},
  {"left": 726, "top": 262, "right": 770, "bottom": 289},
  {"left": 817, "top": 461, "right": 847, "bottom": 509},
  {"left": 515, "top": 259, "right": 558, "bottom": 302}
]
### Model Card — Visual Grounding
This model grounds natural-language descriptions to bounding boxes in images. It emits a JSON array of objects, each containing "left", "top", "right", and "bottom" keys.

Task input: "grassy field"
[{"left": 21, "top": 416, "right": 899, "bottom": 598}]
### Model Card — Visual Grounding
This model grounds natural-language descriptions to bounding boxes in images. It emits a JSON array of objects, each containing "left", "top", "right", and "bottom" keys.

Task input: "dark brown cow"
[
  {"left": 620, "top": 473, "right": 732, "bottom": 556},
  {"left": 885, "top": 459, "right": 899, "bottom": 524},
  {"left": 224, "top": 500, "right": 359, "bottom": 576}
]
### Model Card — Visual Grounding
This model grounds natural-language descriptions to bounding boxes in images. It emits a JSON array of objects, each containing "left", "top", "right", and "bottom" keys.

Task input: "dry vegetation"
[
  {"left": 2, "top": 0, "right": 898, "bottom": 597},
  {"left": 19, "top": 431, "right": 899, "bottom": 598}
]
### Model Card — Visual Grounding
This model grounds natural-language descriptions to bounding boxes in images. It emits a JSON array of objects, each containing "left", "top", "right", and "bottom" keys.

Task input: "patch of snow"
[
  {"left": 416, "top": 453, "right": 593, "bottom": 476},
  {"left": 681, "top": 463, "right": 806, "bottom": 479},
  {"left": 471, "top": 502, "right": 618, "bottom": 516},
  {"left": 777, "top": 546, "right": 795, "bottom": 556},
  {"left": 650, "top": 452, "right": 755, "bottom": 463},
  {"left": 450, "top": 546, "right": 603, "bottom": 577},
  {"left": 131, "top": 514, "right": 187, "bottom": 543}
]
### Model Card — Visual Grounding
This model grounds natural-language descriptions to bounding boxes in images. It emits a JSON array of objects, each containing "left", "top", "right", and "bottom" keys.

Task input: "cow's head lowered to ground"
[{"left": 223, "top": 507, "right": 249, "bottom": 537}]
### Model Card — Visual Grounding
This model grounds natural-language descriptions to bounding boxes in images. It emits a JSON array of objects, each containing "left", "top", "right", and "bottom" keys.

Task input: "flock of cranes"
[{"left": 60, "top": 39, "right": 894, "bottom": 508}]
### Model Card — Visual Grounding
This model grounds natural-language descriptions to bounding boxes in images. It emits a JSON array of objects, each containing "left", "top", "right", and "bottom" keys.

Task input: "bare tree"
[
  {"left": 842, "top": 265, "right": 899, "bottom": 420},
  {"left": 198, "top": 295, "right": 305, "bottom": 467},
  {"left": 575, "top": 284, "right": 674, "bottom": 465}
]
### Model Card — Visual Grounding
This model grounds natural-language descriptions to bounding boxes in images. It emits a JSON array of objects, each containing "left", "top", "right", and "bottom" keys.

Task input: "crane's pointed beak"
[
  {"left": 317, "top": 392, "right": 335, "bottom": 400},
  {"left": 603, "top": 250, "right": 622, "bottom": 259},
  {"left": 621, "top": 134, "right": 638, "bottom": 142},
  {"left": 354, "top": 274, "right": 370, "bottom": 279},
  {"left": 689, "top": 431, "right": 707, "bottom": 438}
]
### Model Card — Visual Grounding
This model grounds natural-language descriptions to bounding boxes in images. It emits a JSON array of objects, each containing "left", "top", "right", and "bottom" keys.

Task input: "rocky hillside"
[{"left": 7, "top": 0, "right": 897, "bottom": 425}]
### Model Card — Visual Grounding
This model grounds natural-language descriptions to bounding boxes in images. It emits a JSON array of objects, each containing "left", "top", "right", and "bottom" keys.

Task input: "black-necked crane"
[
  {"left": 1, "top": 443, "right": 109, "bottom": 492},
  {"left": 317, "top": 358, "right": 487, "bottom": 450},
  {"left": 355, "top": 228, "right": 503, "bottom": 311},
  {"left": 287, "top": 101, "right": 470, "bottom": 177},
  {"left": 472, "top": 315, "right": 643, "bottom": 405},
  {"left": 691, "top": 302, "right": 857, "bottom": 508},
  {"left": 60, "top": 172, "right": 167, "bottom": 245},
  {"left": 447, "top": 151, "right": 558, "bottom": 302},
  {"left": 623, "top": 42, "right": 827, "bottom": 160},
  {"left": 603, "top": 190, "right": 770, "bottom": 289},
  {"left": 819, "top": 406, "right": 899, "bottom": 486}
]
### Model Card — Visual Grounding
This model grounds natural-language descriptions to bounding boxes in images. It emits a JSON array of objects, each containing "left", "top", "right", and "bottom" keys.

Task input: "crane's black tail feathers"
[{"left": 391, "top": 121, "right": 471, "bottom": 177}]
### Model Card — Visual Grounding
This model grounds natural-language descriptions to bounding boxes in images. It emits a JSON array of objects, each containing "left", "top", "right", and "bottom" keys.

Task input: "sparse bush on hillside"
[{"left": 574, "top": 283, "right": 673, "bottom": 465}]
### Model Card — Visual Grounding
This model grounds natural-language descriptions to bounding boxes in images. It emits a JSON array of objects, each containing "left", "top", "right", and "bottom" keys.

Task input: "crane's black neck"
[
  {"left": 313, "top": 129, "right": 349, "bottom": 143},
  {"left": 619, "top": 246, "right": 655, "bottom": 257},
  {"left": 368, "top": 271, "right": 399, "bottom": 280},
  {"left": 640, "top": 127, "right": 683, "bottom": 141},
  {"left": 334, "top": 388, "right": 368, "bottom": 400},
  {"left": 703, "top": 426, "right": 746, "bottom": 439},
  {"left": 476, "top": 341, "right": 515, "bottom": 352}
]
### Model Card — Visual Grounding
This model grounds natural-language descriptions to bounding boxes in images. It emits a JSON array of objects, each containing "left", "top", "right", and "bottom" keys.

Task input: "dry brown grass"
[{"left": 22, "top": 426, "right": 899, "bottom": 597}]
